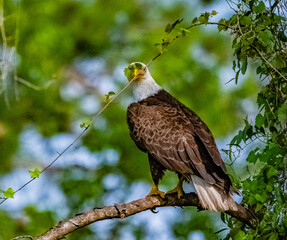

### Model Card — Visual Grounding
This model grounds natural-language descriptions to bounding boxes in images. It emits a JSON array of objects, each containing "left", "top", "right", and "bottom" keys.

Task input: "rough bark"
[{"left": 34, "top": 193, "right": 256, "bottom": 240}]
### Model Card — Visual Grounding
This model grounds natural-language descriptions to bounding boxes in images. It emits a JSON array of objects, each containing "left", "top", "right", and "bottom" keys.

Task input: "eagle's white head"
[{"left": 125, "top": 62, "right": 162, "bottom": 102}]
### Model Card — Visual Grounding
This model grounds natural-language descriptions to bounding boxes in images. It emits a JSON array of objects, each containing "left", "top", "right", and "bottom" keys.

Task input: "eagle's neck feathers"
[{"left": 133, "top": 71, "right": 162, "bottom": 102}]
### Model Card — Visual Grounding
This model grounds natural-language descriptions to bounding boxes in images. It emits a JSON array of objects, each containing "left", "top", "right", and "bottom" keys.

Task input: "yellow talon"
[
  {"left": 147, "top": 184, "right": 166, "bottom": 199},
  {"left": 166, "top": 177, "right": 184, "bottom": 199}
]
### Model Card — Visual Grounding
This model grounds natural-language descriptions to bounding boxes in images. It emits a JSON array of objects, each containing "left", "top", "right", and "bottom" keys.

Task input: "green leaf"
[
  {"left": 240, "top": 16, "right": 252, "bottom": 26},
  {"left": 105, "top": 91, "right": 116, "bottom": 102},
  {"left": 246, "top": 147, "right": 259, "bottom": 163},
  {"left": 257, "top": 93, "right": 265, "bottom": 108},
  {"left": 267, "top": 167, "right": 278, "bottom": 179},
  {"left": 198, "top": 16, "right": 206, "bottom": 24},
  {"left": 241, "top": 57, "right": 247, "bottom": 75},
  {"left": 80, "top": 119, "right": 91, "bottom": 129},
  {"left": 234, "top": 230, "right": 246, "bottom": 240},
  {"left": 29, "top": 168, "right": 41, "bottom": 178},
  {"left": 255, "top": 25, "right": 265, "bottom": 33},
  {"left": 258, "top": 30, "right": 272, "bottom": 46},
  {"left": 261, "top": 15, "right": 271, "bottom": 26},
  {"left": 248, "top": 159, "right": 266, "bottom": 175},
  {"left": 124, "top": 67, "right": 132, "bottom": 81},
  {"left": 204, "top": 12, "right": 210, "bottom": 24},
  {"left": 255, "top": 203, "right": 263, "bottom": 212},
  {"left": 164, "top": 19, "right": 183, "bottom": 34},
  {"left": 178, "top": 28, "right": 190, "bottom": 38},
  {"left": 255, "top": 193, "right": 265, "bottom": 203},
  {"left": 232, "top": 60, "right": 236, "bottom": 71},
  {"left": 252, "top": 1, "right": 265, "bottom": 14},
  {"left": 269, "top": 232, "right": 278, "bottom": 240},
  {"left": 2, "top": 188, "right": 15, "bottom": 198},
  {"left": 211, "top": 10, "right": 218, "bottom": 16},
  {"left": 272, "top": 55, "right": 286, "bottom": 69},
  {"left": 154, "top": 43, "right": 162, "bottom": 53},
  {"left": 235, "top": 69, "right": 240, "bottom": 84},
  {"left": 255, "top": 113, "right": 265, "bottom": 128},
  {"left": 218, "top": 18, "right": 228, "bottom": 32},
  {"left": 124, "top": 63, "right": 143, "bottom": 81},
  {"left": 165, "top": 23, "right": 172, "bottom": 33},
  {"left": 191, "top": 17, "right": 198, "bottom": 24},
  {"left": 160, "top": 38, "right": 170, "bottom": 53},
  {"left": 198, "top": 12, "right": 210, "bottom": 25},
  {"left": 266, "top": 184, "right": 273, "bottom": 193},
  {"left": 241, "top": 119, "right": 253, "bottom": 142}
]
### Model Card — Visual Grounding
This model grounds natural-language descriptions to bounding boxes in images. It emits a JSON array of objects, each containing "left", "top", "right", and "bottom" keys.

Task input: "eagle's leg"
[
  {"left": 147, "top": 154, "right": 166, "bottom": 199},
  {"left": 166, "top": 174, "right": 184, "bottom": 199}
]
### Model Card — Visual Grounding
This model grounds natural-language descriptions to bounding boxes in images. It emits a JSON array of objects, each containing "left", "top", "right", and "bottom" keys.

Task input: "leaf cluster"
[
  {"left": 124, "top": 63, "right": 143, "bottom": 81},
  {"left": 219, "top": 1, "right": 287, "bottom": 239}
]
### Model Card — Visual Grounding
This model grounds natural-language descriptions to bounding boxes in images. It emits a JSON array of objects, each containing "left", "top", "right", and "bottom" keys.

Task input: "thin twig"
[
  {"left": 11, "top": 235, "right": 33, "bottom": 240},
  {"left": 147, "top": 21, "right": 233, "bottom": 67},
  {"left": 0, "top": 77, "right": 136, "bottom": 205}
]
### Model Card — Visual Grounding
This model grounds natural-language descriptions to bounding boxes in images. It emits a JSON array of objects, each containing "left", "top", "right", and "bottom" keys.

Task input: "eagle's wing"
[
  {"left": 178, "top": 102, "right": 232, "bottom": 192},
  {"left": 179, "top": 103, "right": 227, "bottom": 173},
  {"left": 127, "top": 92, "right": 231, "bottom": 193}
]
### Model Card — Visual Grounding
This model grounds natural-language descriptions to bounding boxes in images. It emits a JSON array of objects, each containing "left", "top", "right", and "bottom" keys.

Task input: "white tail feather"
[{"left": 191, "top": 175, "right": 238, "bottom": 212}]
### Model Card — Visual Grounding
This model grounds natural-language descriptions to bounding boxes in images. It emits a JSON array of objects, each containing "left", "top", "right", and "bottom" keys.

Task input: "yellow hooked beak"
[{"left": 133, "top": 68, "right": 145, "bottom": 80}]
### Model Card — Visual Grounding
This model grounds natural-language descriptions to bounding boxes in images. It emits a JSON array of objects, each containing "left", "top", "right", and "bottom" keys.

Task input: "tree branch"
[{"left": 34, "top": 193, "right": 256, "bottom": 240}]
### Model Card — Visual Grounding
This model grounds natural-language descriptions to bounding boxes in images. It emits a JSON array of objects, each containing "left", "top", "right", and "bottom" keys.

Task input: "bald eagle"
[{"left": 126, "top": 62, "right": 238, "bottom": 212}]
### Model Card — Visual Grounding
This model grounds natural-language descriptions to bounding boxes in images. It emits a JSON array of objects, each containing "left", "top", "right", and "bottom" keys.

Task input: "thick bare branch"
[{"left": 34, "top": 193, "right": 256, "bottom": 240}]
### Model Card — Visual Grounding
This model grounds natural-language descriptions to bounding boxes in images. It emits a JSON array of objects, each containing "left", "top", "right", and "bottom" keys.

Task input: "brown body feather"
[{"left": 127, "top": 89, "right": 237, "bottom": 211}]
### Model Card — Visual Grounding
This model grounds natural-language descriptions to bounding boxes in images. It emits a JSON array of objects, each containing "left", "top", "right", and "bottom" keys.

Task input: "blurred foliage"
[{"left": 0, "top": 0, "right": 274, "bottom": 239}]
